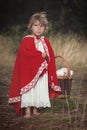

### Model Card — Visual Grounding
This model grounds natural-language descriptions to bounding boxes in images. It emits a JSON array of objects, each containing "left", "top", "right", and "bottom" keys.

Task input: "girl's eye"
[{"left": 34, "top": 24, "right": 38, "bottom": 26}]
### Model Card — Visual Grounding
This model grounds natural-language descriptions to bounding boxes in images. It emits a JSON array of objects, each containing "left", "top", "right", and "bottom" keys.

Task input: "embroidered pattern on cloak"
[{"left": 8, "top": 35, "right": 61, "bottom": 114}]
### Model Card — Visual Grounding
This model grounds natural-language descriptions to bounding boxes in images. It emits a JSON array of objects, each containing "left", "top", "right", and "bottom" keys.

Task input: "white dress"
[{"left": 21, "top": 41, "right": 51, "bottom": 108}]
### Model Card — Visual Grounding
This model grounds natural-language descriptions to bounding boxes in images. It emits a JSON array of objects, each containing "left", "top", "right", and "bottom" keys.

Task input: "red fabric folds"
[{"left": 8, "top": 36, "right": 61, "bottom": 115}]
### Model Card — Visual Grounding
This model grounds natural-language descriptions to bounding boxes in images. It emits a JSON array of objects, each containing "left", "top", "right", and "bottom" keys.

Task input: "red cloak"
[{"left": 8, "top": 35, "right": 61, "bottom": 115}]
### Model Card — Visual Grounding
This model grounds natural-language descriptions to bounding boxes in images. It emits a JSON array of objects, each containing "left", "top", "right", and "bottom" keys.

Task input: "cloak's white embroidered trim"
[
  {"left": 20, "top": 60, "right": 48, "bottom": 95},
  {"left": 9, "top": 96, "right": 21, "bottom": 103},
  {"left": 41, "top": 37, "right": 50, "bottom": 61},
  {"left": 51, "top": 82, "right": 61, "bottom": 92},
  {"left": 9, "top": 60, "right": 48, "bottom": 103}
]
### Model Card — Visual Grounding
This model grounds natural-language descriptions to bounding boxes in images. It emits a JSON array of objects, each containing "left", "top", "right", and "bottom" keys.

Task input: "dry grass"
[
  {"left": 49, "top": 33, "right": 87, "bottom": 68},
  {"left": 0, "top": 35, "right": 15, "bottom": 67},
  {"left": 0, "top": 33, "right": 87, "bottom": 69}
]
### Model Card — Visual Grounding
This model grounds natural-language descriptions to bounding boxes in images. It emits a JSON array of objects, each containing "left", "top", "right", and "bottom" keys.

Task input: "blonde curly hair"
[{"left": 28, "top": 12, "right": 49, "bottom": 32}]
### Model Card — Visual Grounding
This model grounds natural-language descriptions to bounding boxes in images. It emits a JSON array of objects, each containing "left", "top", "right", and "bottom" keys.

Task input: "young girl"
[{"left": 9, "top": 12, "right": 61, "bottom": 118}]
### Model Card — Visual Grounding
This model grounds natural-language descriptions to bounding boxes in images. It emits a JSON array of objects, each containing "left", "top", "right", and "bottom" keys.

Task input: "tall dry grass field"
[
  {"left": 0, "top": 33, "right": 87, "bottom": 72},
  {"left": 50, "top": 33, "right": 87, "bottom": 67},
  {"left": 0, "top": 35, "right": 15, "bottom": 67}
]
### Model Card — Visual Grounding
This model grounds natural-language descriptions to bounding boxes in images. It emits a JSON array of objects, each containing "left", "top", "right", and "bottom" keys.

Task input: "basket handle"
[{"left": 55, "top": 56, "right": 71, "bottom": 78}]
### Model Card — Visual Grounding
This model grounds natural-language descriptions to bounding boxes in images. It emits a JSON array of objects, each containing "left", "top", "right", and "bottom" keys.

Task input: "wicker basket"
[{"left": 55, "top": 56, "right": 73, "bottom": 98}]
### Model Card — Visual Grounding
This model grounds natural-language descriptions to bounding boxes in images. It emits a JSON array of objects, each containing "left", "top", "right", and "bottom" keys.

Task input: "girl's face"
[{"left": 31, "top": 20, "right": 45, "bottom": 36}]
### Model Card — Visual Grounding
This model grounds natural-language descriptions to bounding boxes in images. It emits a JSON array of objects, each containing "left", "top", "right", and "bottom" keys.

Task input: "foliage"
[{"left": 0, "top": 0, "right": 87, "bottom": 34}]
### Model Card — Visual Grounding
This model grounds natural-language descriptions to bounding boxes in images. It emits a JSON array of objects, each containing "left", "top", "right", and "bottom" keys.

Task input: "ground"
[{"left": 0, "top": 66, "right": 87, "bottom": 130}]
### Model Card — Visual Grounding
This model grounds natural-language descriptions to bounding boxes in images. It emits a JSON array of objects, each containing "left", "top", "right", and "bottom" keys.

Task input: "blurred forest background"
[{"left": 0, "top": 0, "right": 87, "bottom": 34}]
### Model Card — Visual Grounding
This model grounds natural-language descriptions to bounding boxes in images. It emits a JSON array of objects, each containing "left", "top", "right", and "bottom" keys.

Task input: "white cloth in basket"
[{"left": 56, "top": 67, "right": 73, "bottom": 76}]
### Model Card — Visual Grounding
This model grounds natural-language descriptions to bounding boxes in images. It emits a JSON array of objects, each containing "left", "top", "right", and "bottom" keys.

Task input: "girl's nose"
[{"left": 38, "top": 25, "right": 41, "bottom": 29}]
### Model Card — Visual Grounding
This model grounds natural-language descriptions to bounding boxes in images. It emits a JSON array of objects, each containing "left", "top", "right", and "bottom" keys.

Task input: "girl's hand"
[{"left": 42, "top": 52, "right": 47, "bottom": 59}]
